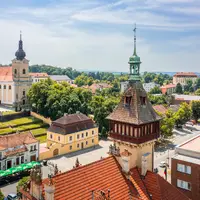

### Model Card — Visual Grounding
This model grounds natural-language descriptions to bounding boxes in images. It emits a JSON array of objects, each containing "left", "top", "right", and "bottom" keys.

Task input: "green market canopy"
[{"left": 0, "top": 161, "right": 40, "bottom": 177}]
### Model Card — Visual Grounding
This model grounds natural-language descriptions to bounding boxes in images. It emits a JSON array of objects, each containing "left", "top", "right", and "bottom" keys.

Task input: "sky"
[{"left": 0, "top": 0, "right": 200, "bottom": 73}]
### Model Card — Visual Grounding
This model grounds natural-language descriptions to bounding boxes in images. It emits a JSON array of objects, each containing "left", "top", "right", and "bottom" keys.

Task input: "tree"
[
  {"left": 175, "top": 83, "right": 183, "bottom": 94},
  {"left": 191, "top": 100, "right": 200, "bottom": 122},
  {"left": 149, "top": 86, "right": 161, "bottom": 94},
  {"left": 161, "top": 110, "right": 175, "bottom": 138},
  {"left": 174, "top": 102, "right": 191, "bottom": 127},
  {"left": 195, "top": 88, "right": 200, "bottom": 96},
  {"left": 195, "top": 78, "right": 200, "bottom": 90},
  {"left": 0, "top": 190, "right": 4, "bottom": 200},
  {"left": 148, "top": 94, "right": 167, "bottom": 105}
]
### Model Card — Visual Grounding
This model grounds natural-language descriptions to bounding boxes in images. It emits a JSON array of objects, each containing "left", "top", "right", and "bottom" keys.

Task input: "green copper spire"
[{"left": 128, "top": 24, "right": 141, "bottom": 82}]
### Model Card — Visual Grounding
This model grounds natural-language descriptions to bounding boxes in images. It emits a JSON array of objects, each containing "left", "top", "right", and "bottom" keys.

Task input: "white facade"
[
  {"left": 120, "top": 81, "right": 129, "bottom": 93},
  {"left": 0, "top": 141, "right": 39, "bottom": 170},
  {"left": 32, "top": 77, "right": 48, "bottom": 83},
  {"left": 143, "top": 82, "right": 160, "bottom": 93}
]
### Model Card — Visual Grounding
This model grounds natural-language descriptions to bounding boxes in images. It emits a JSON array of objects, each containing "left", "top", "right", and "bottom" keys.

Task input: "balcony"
[{"left": 109, "top": 132, "right": 160, "bottom": 144}]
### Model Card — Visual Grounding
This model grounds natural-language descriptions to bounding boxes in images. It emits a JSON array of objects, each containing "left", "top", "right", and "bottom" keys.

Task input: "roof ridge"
[{"left": 135, "top": 167, "right": 151, "bottom": 200}]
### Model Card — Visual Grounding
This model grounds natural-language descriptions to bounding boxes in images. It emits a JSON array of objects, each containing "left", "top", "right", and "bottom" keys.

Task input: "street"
[{"left": 1, "top": 125, "right": 199, "bottom": 196}]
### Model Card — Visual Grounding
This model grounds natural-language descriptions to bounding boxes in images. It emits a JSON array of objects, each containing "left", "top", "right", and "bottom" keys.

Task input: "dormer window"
[
  {"left": 140, "top": 97, "right": 146, "bottom": 105},
  {"left": 125, "top": 96, "right": 132, "bottom": 106}
]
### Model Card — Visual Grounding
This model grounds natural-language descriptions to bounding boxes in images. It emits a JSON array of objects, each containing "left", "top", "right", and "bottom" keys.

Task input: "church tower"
[
  {"left": 106, "top": 25, "right": 161, "bottom": 172},
  {"left": 12, "top": 32, "right": 32, "bottom": 110}
]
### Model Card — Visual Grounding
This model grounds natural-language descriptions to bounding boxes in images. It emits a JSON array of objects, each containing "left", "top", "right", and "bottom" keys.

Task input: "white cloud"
[{"left": 0, "top": 0, "right": 200, "bottom": 72}]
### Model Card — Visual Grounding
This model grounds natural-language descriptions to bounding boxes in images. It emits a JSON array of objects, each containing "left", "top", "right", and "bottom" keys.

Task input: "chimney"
[
  {"left": 76, "top": 111, "right": 80, "bottom": 114},
  {"left": 44, "top": 175, "right": 55, "bottom": 200},
  {"left": 141, "top": 154, "right": 148, "bottom": 177},
  {"left": 120, "top": 149, "right": 132, "bottom": 174}
]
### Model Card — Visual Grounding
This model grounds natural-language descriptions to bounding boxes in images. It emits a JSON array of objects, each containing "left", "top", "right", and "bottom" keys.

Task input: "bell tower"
[
  {"left": 12, "top": 32, "right": 32, "bottom": 110},
  {"left": 106, "top": 25, "right": 161, "bottom": 172}
]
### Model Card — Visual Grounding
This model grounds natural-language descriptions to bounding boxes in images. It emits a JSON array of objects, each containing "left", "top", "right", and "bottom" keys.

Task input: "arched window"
[
  {"left": 14, "top": 69, "right": 17, "bottom": 74},
  {"left": 23, "top": 69, "right": 26, "bottom": 74}
]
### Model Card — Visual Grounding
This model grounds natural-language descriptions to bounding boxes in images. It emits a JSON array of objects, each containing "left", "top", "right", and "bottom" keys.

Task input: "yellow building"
[{"left": 39, "top": 112, "right": 99, "bottom": 160}]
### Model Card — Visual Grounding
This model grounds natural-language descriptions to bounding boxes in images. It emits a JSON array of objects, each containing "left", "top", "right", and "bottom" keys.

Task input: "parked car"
[
  {"left": 4, "top": 193, "right": 18, "bottom": 200},
  {"left": 159, "top": 161, "right": 167, "bottom": 168}
]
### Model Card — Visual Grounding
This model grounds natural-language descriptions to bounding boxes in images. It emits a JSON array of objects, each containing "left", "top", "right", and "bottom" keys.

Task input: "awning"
[{"left": 0, "top": 161, "right": 41, "bottom": 177}]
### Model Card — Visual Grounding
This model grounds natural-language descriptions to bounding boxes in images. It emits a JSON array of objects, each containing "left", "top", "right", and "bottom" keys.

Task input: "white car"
[{"left": 159, "top": 161, "right": 167, "bottom": 168}]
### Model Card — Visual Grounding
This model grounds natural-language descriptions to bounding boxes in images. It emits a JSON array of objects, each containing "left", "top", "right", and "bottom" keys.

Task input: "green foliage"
[
  {"left": 195, "top": 78, "right": 200, "bottom": 90},
  {"left": 175, "top": 83, "right": 183, "bottom": 94},
  {"left": 0, "top": 190, "right": 4, "bottom": 200},
  {"left": 29, "top": 65, "right": 81, "bottom": 79},
  {"left": 195, "top": 88, "right": 200, "bottom": 96},
  {"left": 161, "top": 109, "right": 175, "bottom": 138},
  {"left": 184, "top": 79, "right": 194, "bottom": 93},
  {"left": 148, "top": 94, "right": 167, "bottom": 105},
  {"left": 74, "top": 74, "right": 94, "bottom": 87},
  {"left": 17, "top": 176, "right": 30, "bottom": 194},
  {"left": 36, "top": 135, "right": 47, "bottom": 143},
  {"left": 174, "top": 102, "right": 192, "bottom": 127},
  {"left": 143, "top": 72, "right": 172, "bottom": 85},
  {"left": 191, "top": 100, "right": 200, "bottom": 122},
  {"left": 149, "top": 86, "right": 161, "bottom": 94}
]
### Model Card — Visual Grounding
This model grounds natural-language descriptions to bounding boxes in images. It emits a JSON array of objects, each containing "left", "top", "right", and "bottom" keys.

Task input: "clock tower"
[{"left": 106, "top": 25, "right": 161, "bottom": 171}]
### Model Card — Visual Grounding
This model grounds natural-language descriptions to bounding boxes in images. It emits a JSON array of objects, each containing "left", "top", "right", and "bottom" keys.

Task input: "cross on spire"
[
  {"left": 133, "top": 23, "right": 137, "bottom": 55},
  {"left": 20, "top": 30, "right": 22, "bottom": 40}
]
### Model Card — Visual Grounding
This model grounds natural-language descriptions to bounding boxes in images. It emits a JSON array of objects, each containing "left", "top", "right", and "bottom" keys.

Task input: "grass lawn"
[
  {"left": 2, "top": 111, "right": 18, "bottom": 115},
  {"left": 0, "top": 116, "right": 41, "bottom": 128},
  {"left": 36, "top": 135, "right": 47, "bottom": 143},
  {"left": 31, "top": 128, "right": 48, "bottom": 136}
]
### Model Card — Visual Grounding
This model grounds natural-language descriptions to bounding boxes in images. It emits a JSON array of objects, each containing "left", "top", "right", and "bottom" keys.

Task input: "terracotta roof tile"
[
  {"left": 29, "top": 73, "right": 49, "bottom": 77},
  {"left": 130, "top": 167, "right": 190, "bottom": 200},
  {"left": 0, "top": 66, "right": 13, "bottom": 81},
  {"left": 153, "top": 105, "right": 167, "bottom": 115},
  {"left": 43, "top": 156, "right": 132, "bottom": 200},
  {"left": 0, "top": 132, "right": 38, "bottom": 150},
  {"left": 174, "top": 72, "right": 197, "bottom": 77},
  {"left": 160, "top": 84, "right": 176, "bottom": 89},
  {"left": 5, "top": 146, "right": 27, "bottom": 157}
]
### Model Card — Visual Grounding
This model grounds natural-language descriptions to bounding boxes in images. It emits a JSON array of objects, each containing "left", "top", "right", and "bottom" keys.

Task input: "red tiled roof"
[
  {"left": 21, "top": 156, "right": 189, "bottom": 200},
  {"left": 0, "top": 132, "right": 38, "bottom": 150},
  {"left": 160, "top": 84, "right": 176, "bottom": 89},
  {"left": 5, "top": 146, "right": 27, "bottom": 157},
  {"left": 153, "top": 105, "right": 167, "bottom": 115},
  {"left": 43, "top": 156, "right": 132, "bottom": 200},
  {"left": 0, "top": 66, "right": 13, "bottom": 82},
  {"left": 29, "top": 73, "right": 49, "bottom": 77},
  {"left": 174, "top": 72, "right": 197, "bottom": 77},
  {"left": 130, "top": 167, "right": 190, "bottom": 200}
]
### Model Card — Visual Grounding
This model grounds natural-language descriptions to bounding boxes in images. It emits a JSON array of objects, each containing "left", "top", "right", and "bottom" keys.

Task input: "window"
[
  {"left": 70, "top": 145, "right": 72, "bottom": 150},
  {"left": 77, "top": 143, "right": 80, "bottom": 148},
  {"left": 21, "top": 156, "right": 24, "bottom": 164},
  {"left": 92, "top": 139, "right": 94, "bottom": 143},
  {"left": 140, "top": 97, "right": 146, "bottom": 105},
  {"left": 14, "top": 69, "right": 17, "bottom": 74},
  {"left": 23, "top": 90, "right": 25, "bottom": 96},
  {"left": 77, "top": 134, "right": 79, "bottom": 139},
  {"left": 34, "top": 145, "right": 36, "bottom": 150},
  {"left": 3, "top": 85, "right": 6, "bottom": 89},
  {"left": 82, "top": 133, "right": 84, "bottom": 138},
  {"left": 86, "top": 132, "right": 88, "bottom": 137},
  {"left": 50, "top": 134, "right": 52, "bottom": 139},
  {"left": 86, "top": 141, "right": 88, "bottom": 145},
  {"left": 92, "top": 131, "right": 94, "bottom": 135},
  {"left": 16, "top": 94, "right": 18, "bottom": 100},
  {"left": 177, "top": 179, "right": 191, "bottom": 191},
  {"left": 0, "top": 85, "right": 1, "bottom": 89},
  {"left": 30, "top": 146, "right": 33, "bottom": 151},
  {"left": 125, "top": 96, "right": 132, "bottom": 106},
  {"left": 9, "top": 85, "right": 11, "bottom": 90},
  {"left": 58, "top": 136, "right": 60, "bottom": 141},
  {"left": 0, "top": 152, "right": 2, "bottom": 159},
  {"left": 69, "top": 136, "right": 72, "bottom": 141},
  {"left": 177, "top": 164, "right": 191, "bottom": 174},
  {"left": 23, "top": 69, "right": 26, "bottom": 74}
]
